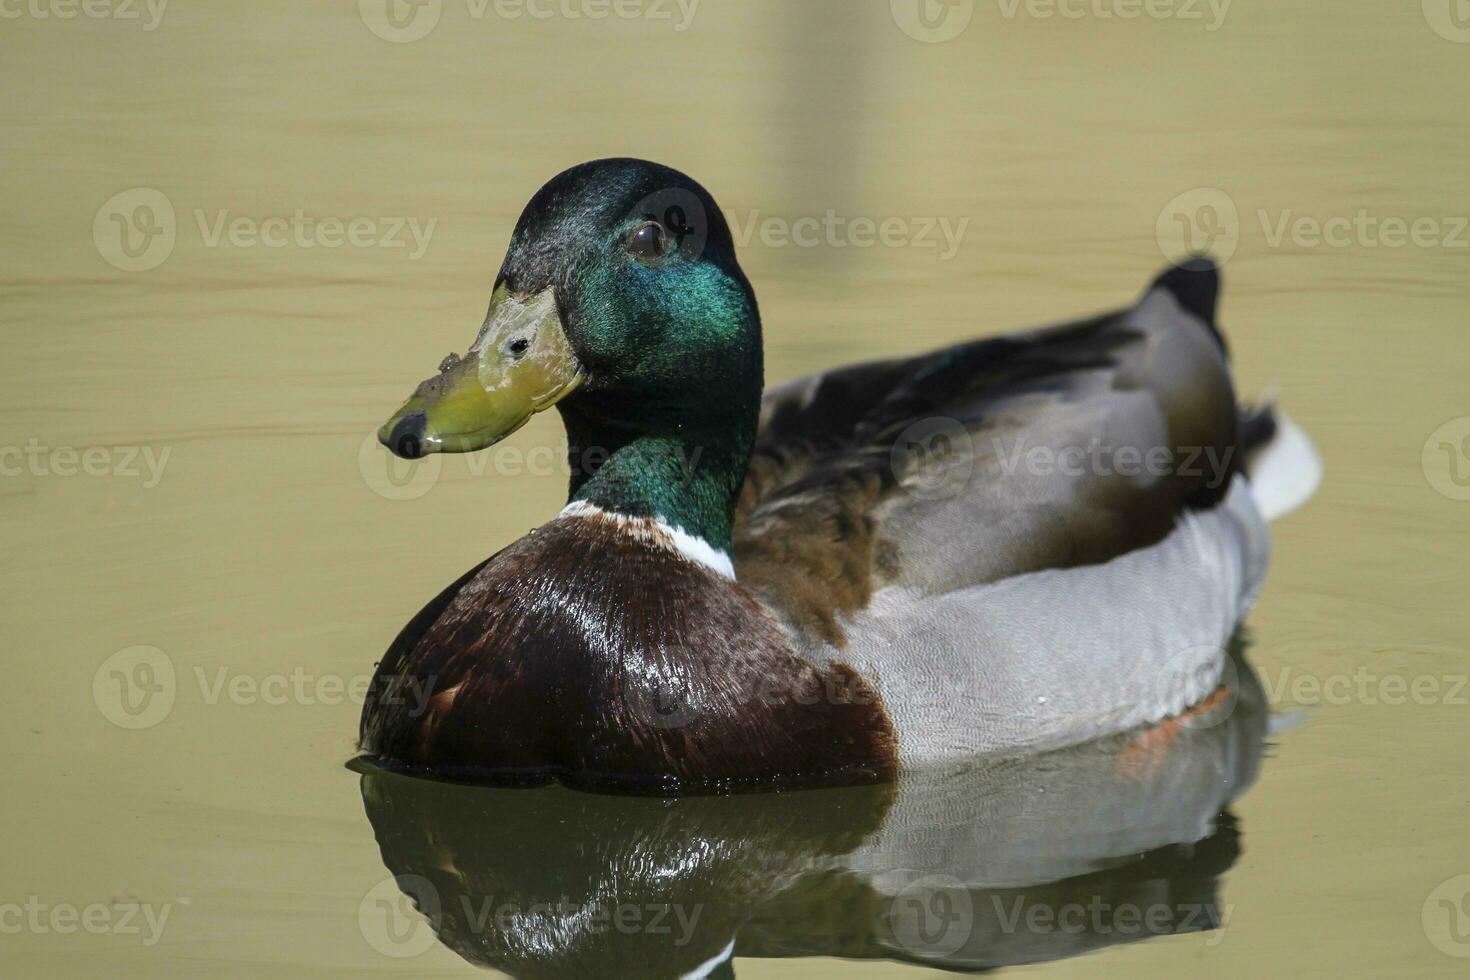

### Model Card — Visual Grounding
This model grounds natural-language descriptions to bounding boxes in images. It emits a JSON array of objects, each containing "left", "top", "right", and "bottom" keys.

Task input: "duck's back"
[{"left": 733, "top": 262, "right": 1289, "bottom": 763}]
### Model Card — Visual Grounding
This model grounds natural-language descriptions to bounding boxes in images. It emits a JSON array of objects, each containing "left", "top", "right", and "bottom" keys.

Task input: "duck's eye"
[
  {"left": 506, "top": 337, "right": 530, "bottom": 357},
  {"left": 627, "top": 221, "right": 666, "bottom": 261}
]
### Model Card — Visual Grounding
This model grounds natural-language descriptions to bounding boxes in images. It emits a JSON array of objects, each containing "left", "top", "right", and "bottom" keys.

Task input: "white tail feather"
[{"left": 1247, "top": 410, "right": 1321, "bottom": 521}]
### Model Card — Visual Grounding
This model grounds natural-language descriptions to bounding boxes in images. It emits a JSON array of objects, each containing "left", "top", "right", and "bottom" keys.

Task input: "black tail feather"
[
  {"left": 1153, "top": 257, "right": 1225, "bottom": 353},
  {"left": 1239, "top": 401, "right": 1278, "bottom": 456}
]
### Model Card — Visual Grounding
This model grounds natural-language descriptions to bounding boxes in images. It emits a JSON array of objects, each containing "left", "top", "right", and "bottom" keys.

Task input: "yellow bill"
[{"left": 378, "top": 286, "right": 583, "bottom": 459}]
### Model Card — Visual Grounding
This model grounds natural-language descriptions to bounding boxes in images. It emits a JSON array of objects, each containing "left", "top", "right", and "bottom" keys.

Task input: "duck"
[{"left": 358, "top": 157, "right": 1320, "bottom": 794}]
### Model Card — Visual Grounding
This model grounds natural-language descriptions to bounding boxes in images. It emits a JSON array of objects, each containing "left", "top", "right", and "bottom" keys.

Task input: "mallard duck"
[{"left": 358, "top": 158, "right": 1319, "bottom": 793}]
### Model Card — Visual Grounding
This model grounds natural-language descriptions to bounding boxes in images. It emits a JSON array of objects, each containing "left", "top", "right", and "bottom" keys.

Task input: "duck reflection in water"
[{"left": 356, "top": 639, "right": 1269, "bottom": 977}]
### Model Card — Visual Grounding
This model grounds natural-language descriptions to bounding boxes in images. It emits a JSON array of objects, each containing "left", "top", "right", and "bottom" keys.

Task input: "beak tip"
[{"left": 380, "top": 413, "right": 428, "bottom": 460}]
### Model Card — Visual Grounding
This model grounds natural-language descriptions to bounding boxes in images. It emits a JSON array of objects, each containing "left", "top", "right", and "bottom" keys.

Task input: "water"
[{"left": 2, "top": 1, "right": 1467, "bottom": 976}]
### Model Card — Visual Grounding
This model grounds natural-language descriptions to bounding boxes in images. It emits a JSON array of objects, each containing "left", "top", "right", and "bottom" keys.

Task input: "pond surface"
[{"left": 2, "top": 1, "right": 1467, "bottom": 976}]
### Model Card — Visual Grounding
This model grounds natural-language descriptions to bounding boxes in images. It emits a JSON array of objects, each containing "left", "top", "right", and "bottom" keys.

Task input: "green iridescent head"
[{"left": 379, "top": 158, "right": 763, "bottom": 549}]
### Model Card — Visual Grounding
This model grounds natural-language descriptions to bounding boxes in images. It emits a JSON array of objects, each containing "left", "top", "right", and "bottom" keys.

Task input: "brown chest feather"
[{"left": 359, "top": 515, "right": 897, "bottom": 793}]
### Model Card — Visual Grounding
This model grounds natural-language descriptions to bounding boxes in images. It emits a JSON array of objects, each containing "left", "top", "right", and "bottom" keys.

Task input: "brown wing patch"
[{"left": 733, "top": 456, "right": 886, "bottom": 647}]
